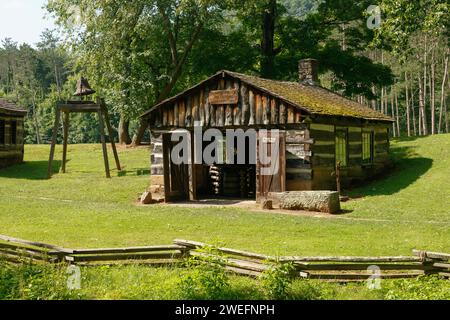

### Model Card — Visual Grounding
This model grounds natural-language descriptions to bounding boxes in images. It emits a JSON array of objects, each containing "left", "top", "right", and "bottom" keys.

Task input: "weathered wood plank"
[
  {"left": 255, "top": 93, "right": 262, "bottom": 125},
  {"left": 263, "top": 95, "right": 270, "bottom": 125},
  {"left": 271, "top": 98, "right": 279, "bottom": 124},
  {"left": 179, "top": 100, "right": 186, "bottom": 127},
  {"left": 279, "top": 103, "right": 287, "bottom": 124},
  {"left": 70, "top": 245, "right": 187, "bottom": 255},
  {"left": 240, "top": 84, "right": 249, "bottom": 125},
  {"left": 233, "top": 80, "right": 242, "bottom": 126},
  {"left": 185, "top": 97, "right": 192, "bottom": 127},
  {"left": 306, "top": 271, "right": 424, "bottom": 280},
  {"left": 248, "top": 89, "right": 255, "bottom": 125},
  {"left": 296, "top": 263, "right": 427, "bottom": 271},
  {"left": 174, "top": 102, "right": 179, "bottom": 127},
  {"left": 287, "top": 106, "right": 295, "bottom": 123},
  {"left": 71, "top": 252, "right": 184, "bottom": 262},
  {"left": 0, "top": 234, "right": 72, "bottom": 254},
  {"left": 174, "top": 239, "right": 275, "bottom": 261},
  {"left": 413, "top": 250, "right": 450, "bottom": 261},
  {"left": 285, "top": 256, "right": 422, "bottom": 262}
]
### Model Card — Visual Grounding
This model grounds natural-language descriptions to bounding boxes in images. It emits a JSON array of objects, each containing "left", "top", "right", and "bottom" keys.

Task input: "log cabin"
[
  {"left": 0, "top": 98, "right": 26, "bottom": 169},
  {"left": 141, "top": 59, "right": 393, "bottom": 202}
]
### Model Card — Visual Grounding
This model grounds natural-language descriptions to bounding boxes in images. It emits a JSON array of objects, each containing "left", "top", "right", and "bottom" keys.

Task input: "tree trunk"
[
  {"left": 370, "top": 85, "right": 377, "bottom": 110},
  {"left": 410, "top": 73, "right": 417, "bottom": 136},
  {"left": 260, "top": 0, "right": 278, "bottom": 78},
  {"left": 118, "top": 115, "right": 131, "bottom": 145},
  {"left": 390, "top": 88, "right": 396, "bottom": 138},
  {"left": 418, "top": 73, "right": 425, "bottom": 135},
  {"left": 422, "top": 36, "right": 428, "bottom": 135},
  {"left": 405, "top": 72, "right": 411, "bottom": 137},
  {"left": 438, "top": 50, "right": 449, "bottom": 133},
  {"left": 395, "top": 90, "right": 400, "bottom": 137},
  {"left": 430, "top": 49, "right": 436, "bottom": 134},
  {"left": 32, "top": 92, "right": 41, "bottom": 144}
]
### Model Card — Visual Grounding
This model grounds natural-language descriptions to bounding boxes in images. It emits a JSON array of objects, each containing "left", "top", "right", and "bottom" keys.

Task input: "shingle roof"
[
  {"left": 142, "top": 70, "right": 393, "bottom": 122},
  {"left": 0, "top": 98, "right": 27, "bottom": 116}
]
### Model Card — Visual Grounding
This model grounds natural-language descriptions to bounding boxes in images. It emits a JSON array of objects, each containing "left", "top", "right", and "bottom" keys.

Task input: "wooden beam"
[
  {"left": 100, "top": 99, "right": 121, "bottom": 171},
  {"left": 62, "top": 111, "right": 69, "bottom": 173},
  {"left": 162, "top": 134, "right": 171, "bottom": 202},
  {"left": 47, "top": 106, "right": 61, "bottom": 178},
  {"left": 97, "top": 109, "right": 111, "bottom": 178},
  {"left": 59, "top": 104, "right": 101, "bottom": 113}
]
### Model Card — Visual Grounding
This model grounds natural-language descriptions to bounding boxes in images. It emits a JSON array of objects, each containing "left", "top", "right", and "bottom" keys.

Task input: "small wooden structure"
[
  {"left": 47, "top": 97, "right": 121, "bottom": 178},
  {"left": 141, "top": 59, "right": 393, "bottom": 202},
  {"left": 0, "top": 98, "right": 26, "bottom": 169}
]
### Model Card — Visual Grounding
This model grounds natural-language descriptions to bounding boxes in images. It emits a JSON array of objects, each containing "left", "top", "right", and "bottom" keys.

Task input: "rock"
[
  {"left": 140, "top": 191, "right": 153, "bottom": 205},
  {"left": 279, "top": 191, "right": 340, "bottom": 214},
  {"left": 149, "top": 184, "right": 163, "bottom": 194},
  {"left": 261, "top": 199, "right": 273, "bottom": 210}
]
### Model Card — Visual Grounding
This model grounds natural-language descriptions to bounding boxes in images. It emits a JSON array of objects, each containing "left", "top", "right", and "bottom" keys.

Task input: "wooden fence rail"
[{"left": 0, "top": 234, "right": 448, "bottom": 283}]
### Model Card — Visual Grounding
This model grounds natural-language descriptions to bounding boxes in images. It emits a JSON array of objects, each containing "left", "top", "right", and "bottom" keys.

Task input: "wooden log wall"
[
  {"left": 150, "top": 132, "right": 164, "bottom": 176},
  {"left": 149, "top": 75, "right": 303, "bottom": 130},
  {"left": 285, "top": 129, "right": 313, "bottom": 191},
  {"left": 309, "top": 122, "right": 391, "bottom": 190},
  {"left": 0, "top": 115, "right": 24, "bottom": 169}
]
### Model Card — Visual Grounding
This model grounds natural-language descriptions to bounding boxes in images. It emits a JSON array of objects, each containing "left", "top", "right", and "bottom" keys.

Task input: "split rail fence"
[{"left": 1, "top": 234, "right": 449, "bottom": 283}]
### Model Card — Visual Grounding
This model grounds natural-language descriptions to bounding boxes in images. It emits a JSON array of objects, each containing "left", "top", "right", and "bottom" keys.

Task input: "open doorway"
[{"left": 196, "top": 133, "right": 257, "bottom": 200}]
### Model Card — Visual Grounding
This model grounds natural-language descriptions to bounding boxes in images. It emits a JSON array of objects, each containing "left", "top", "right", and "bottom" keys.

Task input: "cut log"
[{"left": 278, "top": 191, "right": 341, "bottom": 214}]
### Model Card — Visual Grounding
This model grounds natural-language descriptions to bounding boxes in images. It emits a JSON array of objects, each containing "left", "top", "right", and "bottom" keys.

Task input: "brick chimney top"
[{"left": 299, "top": 59, "right": 319, "bottom": 85}]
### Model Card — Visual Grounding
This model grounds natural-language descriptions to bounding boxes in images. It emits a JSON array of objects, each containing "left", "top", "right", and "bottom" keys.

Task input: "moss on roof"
[
  {"left": 142, "top": 70, "right": 393, "bottom": 122},
  {"left": 226, "top": 71, "right": 392, "bottom": 122},
  {"left": 0, "top": 98, "right": 27, "bottom": 115}
]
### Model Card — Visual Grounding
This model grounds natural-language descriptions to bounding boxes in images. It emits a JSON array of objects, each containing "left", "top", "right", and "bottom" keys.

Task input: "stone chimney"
[{"left": 299, "top": 58, "right": 319, "bottom": 85}]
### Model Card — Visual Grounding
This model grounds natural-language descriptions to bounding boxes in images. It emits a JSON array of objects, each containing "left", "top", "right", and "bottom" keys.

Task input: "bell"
[{"left": 74, "top": 77, "right": 96, "bottom": 96}]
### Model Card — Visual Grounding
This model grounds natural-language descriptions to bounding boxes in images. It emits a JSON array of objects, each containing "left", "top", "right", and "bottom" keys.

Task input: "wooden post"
[
  {"left": 62, "top": 111, "right": 69, "bottom": 173},
  {"left": 99, "top": 99, "right": 121, "bottom": 171},
  {"left": 336, "top": 161, "right": 341, "bottom": 195},
  {"left": 47, "top": 106, "right": 61, "bottom": 178},
  {"left": 188, "top": 131, "right": 197, "bottom": 201},
  {"left": 97, "top": 109, "right": 111, "bottom": 178},
  {"left": 162, "top": 134, "right": 171, "bottom": 202}
]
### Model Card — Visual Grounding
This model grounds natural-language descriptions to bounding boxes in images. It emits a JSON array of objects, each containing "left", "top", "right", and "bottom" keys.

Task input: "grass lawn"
[
  {"left": 0, "top": 135, "right": 449, "bottom": 256},
  {"left": 0, "top": 135, "right": 449, "bottom": 299}
]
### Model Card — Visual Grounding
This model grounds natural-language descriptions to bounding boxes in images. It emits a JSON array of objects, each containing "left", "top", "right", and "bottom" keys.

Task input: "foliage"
[
  {"left": 0, "top": 260, "right": 83, "bottom": 300},
  {"left": 179, "top": 246, "right": 231, "bottom": 299},
  {"left": 260, "top": 260, "right": 295, "bottom": 299},
  {"left": 383, "top": 275, "right": 450, "bottom": 300},
  {"left": 373, "top": 0, "right": 449, "bottom": 58}
]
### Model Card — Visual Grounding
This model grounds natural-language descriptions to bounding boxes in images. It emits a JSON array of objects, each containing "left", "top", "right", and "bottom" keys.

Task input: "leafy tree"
[{"left": 47, "top": 0, "right": 234, "bottom": 145}]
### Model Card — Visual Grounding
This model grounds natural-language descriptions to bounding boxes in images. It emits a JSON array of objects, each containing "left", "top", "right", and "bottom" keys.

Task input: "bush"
[
  {"left": 178, "top": 246, "right": 231, "bottom": 300},
  {"left": 260, "top": 261, "right": 296, "bottom": 300},
  {"left": 0, "top": 259, "right": 83, "bottom": 300},
  {"left": 383, "top": 275, "right": 450, "bottom": 300}
]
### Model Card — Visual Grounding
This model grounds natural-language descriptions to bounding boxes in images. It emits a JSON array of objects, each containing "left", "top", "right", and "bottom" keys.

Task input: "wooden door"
[
  {"left": 162, "top": 133, "right": 189, "bottom": 202},
  {"left": 256, "top": 130, "right": 286, "bottom": 200}
]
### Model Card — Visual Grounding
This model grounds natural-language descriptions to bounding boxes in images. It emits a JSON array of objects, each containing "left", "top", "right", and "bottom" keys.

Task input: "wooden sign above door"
[{"left": 209, "top": 89, "right": 239, "bottom": 105}]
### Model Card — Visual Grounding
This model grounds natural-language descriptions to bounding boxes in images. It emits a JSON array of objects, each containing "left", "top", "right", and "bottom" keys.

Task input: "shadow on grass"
[
  {"left": 348, "top": 145, "right": 433, "bottom": 197},
  {"left": 0, "top": 160, "right": 62, "bottom": 180},
  {"left": 117, "top": 168, "right": 151, "bottom": 177}
]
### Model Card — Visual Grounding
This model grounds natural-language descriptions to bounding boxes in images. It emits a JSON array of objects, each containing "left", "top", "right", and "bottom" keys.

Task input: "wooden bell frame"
[{"left": 47, "top": 97, "right": 121, "bottom": 178}]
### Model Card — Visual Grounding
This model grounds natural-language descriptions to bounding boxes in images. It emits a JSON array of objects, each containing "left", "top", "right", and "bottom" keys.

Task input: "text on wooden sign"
[{"left": 209, "top": 89, "right": 239, "bottom": 105}]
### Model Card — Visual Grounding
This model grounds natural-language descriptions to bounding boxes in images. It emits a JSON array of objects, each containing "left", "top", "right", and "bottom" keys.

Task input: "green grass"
[
  {"left": 0, "top": 135, "right": 449, "bottom": 299},
  {"left": 0, "top": 136, "right": 449, "bottom": 255}
]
